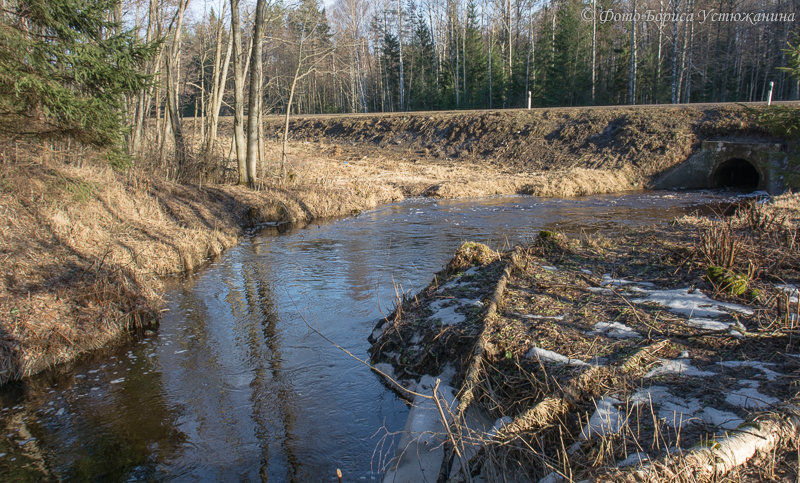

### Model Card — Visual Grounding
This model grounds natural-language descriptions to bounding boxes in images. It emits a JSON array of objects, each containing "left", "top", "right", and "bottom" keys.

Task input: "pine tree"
[{"left": 0, "top": 0, "right": 155, "bottom": 149}]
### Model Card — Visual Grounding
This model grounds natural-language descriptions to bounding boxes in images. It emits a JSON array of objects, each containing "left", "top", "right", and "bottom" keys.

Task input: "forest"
[
  {"left": 163, "top": 0, "right": 800, "bottom": 115},
  {"left": 0, "top": 0, "right": 798, "bottom": 183}
]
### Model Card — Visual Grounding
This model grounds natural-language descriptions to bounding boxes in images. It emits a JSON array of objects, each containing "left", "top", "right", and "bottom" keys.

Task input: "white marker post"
[
  {"left": 767, "top": 81, "right": 774, "bottom": 106},
  {"left": 528, "top": 91, "right": 532, "bottom": 110}
]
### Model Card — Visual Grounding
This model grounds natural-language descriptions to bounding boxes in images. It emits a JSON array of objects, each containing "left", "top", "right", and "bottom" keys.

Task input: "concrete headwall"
[{"left": 651, "top": 140, "right": 799, "bottom": 194}]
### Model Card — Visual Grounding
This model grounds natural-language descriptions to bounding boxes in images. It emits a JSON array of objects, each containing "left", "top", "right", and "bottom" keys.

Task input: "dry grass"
[{"left": 0, "top": 138, "right": 408, "bottom": 383}]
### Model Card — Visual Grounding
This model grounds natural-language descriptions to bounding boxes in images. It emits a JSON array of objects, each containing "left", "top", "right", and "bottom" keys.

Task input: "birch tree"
[
  {"left": 245, "top": 0, "right": 269, "bottom": 186},
  {"left": 230, "top": 0, "right": 248, "bottom": 184}
]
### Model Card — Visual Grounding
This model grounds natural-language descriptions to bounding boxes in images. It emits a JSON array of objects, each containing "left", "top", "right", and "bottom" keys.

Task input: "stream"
[{"left": 0, "top": 191, "right": 735, "bottom": 480}]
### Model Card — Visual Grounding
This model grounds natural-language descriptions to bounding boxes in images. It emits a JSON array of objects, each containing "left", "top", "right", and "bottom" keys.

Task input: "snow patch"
[
  {"left": 645, "top": 359, "right": 716, "bottom": 378},
  {"left": 632, "top": 288, "right": 753, "bottom": 317},
  {"left": 526, "top": 347, "right": 591, "bottom": 367},
  {"left": 371, "top": 321, "right": 390, "bottom": 341},
  {"left": 777, "top": 284, "right": 799, "bottom": 304},
  {"left": 717, "top": 360, "right": 781, "bottom": 381},
  {"left": 617, "top": 452, "right": 650, "bottom": 468},
  {"left": 463, "top": 298, "right": 484, "bottom": 307},
  {"left": 437, "top": 267, "right": 480, "bottom": 293},
  {"left": 631, "top": 386, "right": 720, "bottom": 428},
  {"left": 382, "top": 375, "right": 458, "bottom": 482},
  {"left": 578, "top": 397, "right": 624, "bottom": 440},
  {"left": 486, "top": 416, "right": 514, "bottom": 439},
  {"left": 429, "top": 299, "right": 466, "bottom": 326},
  {"left": 569, "top": 397, "right": 624, "bottom": 453},
  {"left": 590, "top": 321, "right": 641, "bottom": 339},
  {"left": 602, "top": 274, "right": 655, "bottom": 287},
  {"left": 517, "top": 313, "right": 565, "bottom": 321},
  {"left": 686, "top": 318, "right": 732, "bottom": 331},
  {"left": 538, "top": 473, "right": 564, "bottom": 483},
  {"left": 725, "top": 380, "right": 779, "bottom": 409},
  {"left": 699, "top": 407, "right": 743, "bottom": 430}
]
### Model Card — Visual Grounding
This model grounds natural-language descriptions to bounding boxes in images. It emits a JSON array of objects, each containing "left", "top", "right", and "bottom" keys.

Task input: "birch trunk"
[
  {"left": 204, "top": 7, "right": 233, "bottom": 159},
  {"left": 165, "top": 0, "right": 189, "bottom": 172},
  {"left": 246, "top": 0, "right": 267, "bottom": 187},
  {"left": 230, "top": 0, "right": 248, "bottom": 185}
]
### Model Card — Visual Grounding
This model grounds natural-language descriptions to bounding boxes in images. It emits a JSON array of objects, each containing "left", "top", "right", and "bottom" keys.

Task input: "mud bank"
[{"left": 371, "top": 193, "right": 800, "bottom": 481}]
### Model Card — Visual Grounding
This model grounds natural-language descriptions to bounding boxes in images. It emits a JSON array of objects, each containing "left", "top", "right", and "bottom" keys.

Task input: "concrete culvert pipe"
[{"left": 711, "top": 158, "right": 761, "bottom": 191}]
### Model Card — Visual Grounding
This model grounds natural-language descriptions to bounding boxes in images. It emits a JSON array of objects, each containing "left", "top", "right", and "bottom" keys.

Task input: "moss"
[
  {"left": 779, "top": 151, "right": 800, "bottom": 190},
  {"left": 706, "top": 265, "right": 748, "bottom": 296},
  {"left": 443, "top": 241, "right": 498, "bottom": 275},
  {"left": 534, "top": 230, "right": 570, "bottom": 254}
]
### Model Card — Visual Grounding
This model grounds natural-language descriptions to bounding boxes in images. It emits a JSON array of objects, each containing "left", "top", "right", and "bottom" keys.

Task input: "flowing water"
[{"left": 0, "top": 191, "right": 734, "bottom": 480}]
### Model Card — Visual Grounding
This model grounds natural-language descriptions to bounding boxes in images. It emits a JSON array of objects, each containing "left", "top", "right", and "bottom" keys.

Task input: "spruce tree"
[
  {"left": 0, "top": 0, "right": 155, "bottom": 149},
  {"left": 463, "top": 0, "right": 487, "bottom": 108},
  {"left": 548, "top": 0, "right": 590, "bottom": 106},
  {"left": 408, "top": 11, "right": 437, "bottom": 110}
]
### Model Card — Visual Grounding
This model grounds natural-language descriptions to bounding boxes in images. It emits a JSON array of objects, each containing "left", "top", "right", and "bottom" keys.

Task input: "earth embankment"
[{"left": 258, "top": 104, "right": 774, "bottom": 196}]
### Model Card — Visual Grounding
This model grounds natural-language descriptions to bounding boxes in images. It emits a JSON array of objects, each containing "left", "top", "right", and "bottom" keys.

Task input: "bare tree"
[
  {"left": 230, "top": 0, "right": 248, "bottom": 184},
  {"left": 203, "top": 4, "right": 234, "bottom": 160},
  {"left": 245, "top": 0, "right": 269, "bottom": 187},
  {"left": 129, "top": 0, "right": 163, "bottom": 158},
  {"left": 591, "top": 0, "right": 596, "bottom": 103},
  {"left": 628, "top": 0, "right": 637, "bottom": 104},
  {"left": 166, "top": 0, "right": 191, "bottom": 172},
  {"left": 279, "top": 1, "right": 335, "bottom": 179}
]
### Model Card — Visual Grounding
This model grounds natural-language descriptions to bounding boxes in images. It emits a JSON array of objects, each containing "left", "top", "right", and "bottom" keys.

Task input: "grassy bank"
[
  {"left": 0, "top": 144, "right": 406, "bottom": 384},
  {"left": 371, "top": 193, "right": 800, "bottom": 481}
]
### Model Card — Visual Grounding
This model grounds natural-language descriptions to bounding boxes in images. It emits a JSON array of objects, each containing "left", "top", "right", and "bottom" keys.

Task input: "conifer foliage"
[{"left": 0, "top": 0, "right": 155, "bottom": 148}]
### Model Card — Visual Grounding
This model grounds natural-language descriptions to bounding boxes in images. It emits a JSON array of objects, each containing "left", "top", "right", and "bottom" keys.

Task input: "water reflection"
[
  {"left": 0, "top": 191, "right": 731, "bottom": 480},
  {"left": 0, "top": 344, "right": 185, "bottom": 480}
]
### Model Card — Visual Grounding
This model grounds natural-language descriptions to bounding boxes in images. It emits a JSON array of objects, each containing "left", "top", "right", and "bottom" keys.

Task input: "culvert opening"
[{"left": 711, "top": 158, "right": 760, "bottom": 191}]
